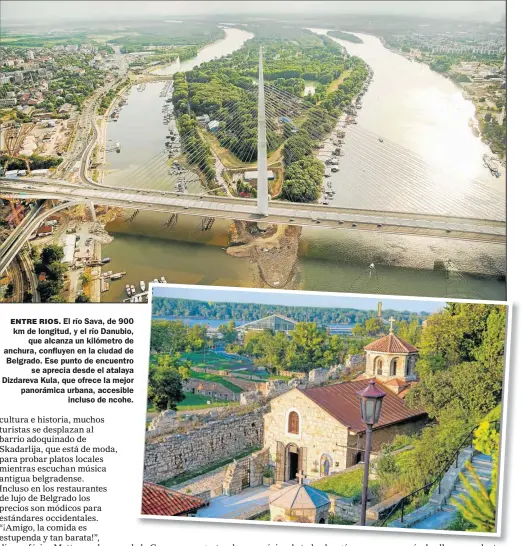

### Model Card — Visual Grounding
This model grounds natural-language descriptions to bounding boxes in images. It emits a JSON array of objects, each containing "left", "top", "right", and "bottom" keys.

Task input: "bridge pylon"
[{"left": 256, "top": 46, "right": 269, "bottom": 217}]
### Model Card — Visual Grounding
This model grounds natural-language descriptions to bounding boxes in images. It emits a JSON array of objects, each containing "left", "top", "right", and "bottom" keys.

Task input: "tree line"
[{"left": 151, "top": 296, "right": 427, "bottom": 324}]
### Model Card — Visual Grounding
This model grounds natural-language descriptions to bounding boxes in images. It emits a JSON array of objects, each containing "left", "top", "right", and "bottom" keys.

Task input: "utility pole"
[{"left": 256, "top": 46, "right": 269, "bottom": 216}]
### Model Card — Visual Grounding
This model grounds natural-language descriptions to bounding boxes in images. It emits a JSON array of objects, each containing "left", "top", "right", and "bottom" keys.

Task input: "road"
[{"left": 0, "top": 178, "right": 507, "bottom": 244}]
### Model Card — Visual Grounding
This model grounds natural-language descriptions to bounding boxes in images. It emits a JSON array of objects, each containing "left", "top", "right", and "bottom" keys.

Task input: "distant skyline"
[
  {"left": 1, "top": 1, "right": 505, "bottom": 24},
  {"left": 150, "top": 285, "right": 463, "bottom": 314}
]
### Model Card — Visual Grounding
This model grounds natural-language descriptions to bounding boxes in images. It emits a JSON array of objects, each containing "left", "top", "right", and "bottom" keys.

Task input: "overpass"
[{"left": 0, "top": 177, "right": 506, "bottom": 243}]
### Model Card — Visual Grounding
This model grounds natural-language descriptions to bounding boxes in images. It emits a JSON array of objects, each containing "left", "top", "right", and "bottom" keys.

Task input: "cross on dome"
[{"left": 389, "top": 316, "right": 395, "bottom": 333}]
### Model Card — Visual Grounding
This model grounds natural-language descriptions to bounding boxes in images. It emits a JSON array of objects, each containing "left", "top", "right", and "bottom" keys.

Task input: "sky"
[
  {"left": 0, "top": 1, "right": 505, "bottom": 23},
  {"left": 151, "top": 285, "right": 454, "bottom": 314}
]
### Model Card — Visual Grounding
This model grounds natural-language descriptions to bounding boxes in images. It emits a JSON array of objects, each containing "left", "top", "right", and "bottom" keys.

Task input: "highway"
[
  {"left": 0, "top": 199, "right": 81, "bottom": 275},
  {"left": 0, "top": 178, "right": 506, "bottom": 244}
]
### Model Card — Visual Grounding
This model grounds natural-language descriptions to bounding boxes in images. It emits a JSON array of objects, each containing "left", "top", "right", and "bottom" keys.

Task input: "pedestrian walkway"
[{"left": 196, "top": 486, "right": 271, "bottom": 519}]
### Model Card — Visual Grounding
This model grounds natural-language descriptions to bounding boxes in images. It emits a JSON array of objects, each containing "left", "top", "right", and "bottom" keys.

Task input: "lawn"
[
  {"left": 313, "top": 467, "right": 379, "bottom": 500},
  {"left": 190, "top": 370, "right": 244, "bottom": 393},
  {"left": 181, "top": 349, "right": 253, "bottom": 370},
  {"left": 177, "top": 392, "right": 238, "bottom": 410}
]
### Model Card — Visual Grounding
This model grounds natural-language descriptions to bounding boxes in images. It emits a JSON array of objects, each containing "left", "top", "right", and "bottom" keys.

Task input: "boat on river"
[{"left": 140, "top": 280, "right": 146, "bottom": 292}]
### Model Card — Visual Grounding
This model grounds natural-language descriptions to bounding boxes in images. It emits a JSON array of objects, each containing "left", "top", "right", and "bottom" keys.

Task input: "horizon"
[
  {"left": 0, "top": 1, "right": 505, "bottom": 24},
  {"left": 151, "top": 285, "right": 455, "bottom": 314}
]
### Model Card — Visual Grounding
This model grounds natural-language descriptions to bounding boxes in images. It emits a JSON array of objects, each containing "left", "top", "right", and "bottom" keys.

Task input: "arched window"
[
  {"left": 375, "top": 358, "right": 383, "bottom": 376},
  {"left": 406, "top": 357, "right": 415, "bottom": 376},
  {"left": 390, "top": 358, "right": 398, "bottom": 376},
  {"left": 288, "top": 411, "right": 300, "bottom": 435}
]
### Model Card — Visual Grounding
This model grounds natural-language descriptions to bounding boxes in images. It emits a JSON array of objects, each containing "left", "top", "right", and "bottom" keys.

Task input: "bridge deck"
[{"left": 0, "top": 177, "right": 506, "bottom": 245}]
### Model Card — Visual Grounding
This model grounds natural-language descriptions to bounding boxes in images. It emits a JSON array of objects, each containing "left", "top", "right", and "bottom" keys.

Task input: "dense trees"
[
  {"left": 150, "top": 319, "right": 209, "bottom": 354},
  {"left": 326, "top": 31, "right": 364, "bottom": 44},
  {"left": 152, "top": 297, "right": 425, "bottom": 324},
  {"left": 148, "top": 354, "right": 185, "bottom": 411},
  {"left": 35, "top": 244, "right": 67, "bottom": 303},
  {"left": 170, "top": 26, "right": 368, "bottom": 199}
]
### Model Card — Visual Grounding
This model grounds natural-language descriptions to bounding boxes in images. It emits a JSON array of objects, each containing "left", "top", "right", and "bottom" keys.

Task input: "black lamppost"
[{"left": 358, "top": 379, "right": 386, "bottom": 526}]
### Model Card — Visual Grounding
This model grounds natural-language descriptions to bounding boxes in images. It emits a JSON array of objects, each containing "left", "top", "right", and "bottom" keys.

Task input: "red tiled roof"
[
  {"left": 364, "top": 333, "right": 418, "bottom": 354},
  {"left": 141, "top": 482, "right": 205, "bottom": 516},
  {"left": 301, "top": 379, "right": 426, "bottom": 432}
]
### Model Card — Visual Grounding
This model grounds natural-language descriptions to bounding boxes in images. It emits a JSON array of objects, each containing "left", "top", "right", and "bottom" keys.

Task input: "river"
[
  {"left": 150, "top": 27, "right": 254, "bottom": 76},
  {"left": 100, "top": 26, "right": 506, "bottom": 302}
]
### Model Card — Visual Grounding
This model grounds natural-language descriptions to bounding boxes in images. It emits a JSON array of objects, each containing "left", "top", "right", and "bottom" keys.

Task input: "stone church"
[{"left": 263, "top": 326, "right": 427, "bottom": 482}]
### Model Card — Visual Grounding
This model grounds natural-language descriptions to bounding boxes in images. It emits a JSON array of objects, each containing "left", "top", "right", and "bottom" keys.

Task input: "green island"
[
  {"left": 171, "top": 25, "right": 368, "bottom": 202},
  {"left": 326, "top": 30, "right": 364, "bottom": 43}
]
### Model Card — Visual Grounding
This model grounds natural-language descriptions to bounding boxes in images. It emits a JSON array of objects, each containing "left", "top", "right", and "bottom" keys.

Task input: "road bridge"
[{"left": 0, "top": 178, "right": 506, "bottom": 244}]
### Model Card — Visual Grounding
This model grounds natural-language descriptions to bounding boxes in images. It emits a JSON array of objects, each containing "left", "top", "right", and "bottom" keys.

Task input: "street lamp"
[{"left": 358, "top": 379, "right": 386, "bottom": 526}]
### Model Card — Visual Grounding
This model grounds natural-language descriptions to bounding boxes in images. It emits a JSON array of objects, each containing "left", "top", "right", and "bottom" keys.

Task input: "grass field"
[
  {"left": 177, "top": 393, "right": 238, "bottom": 410},
  {"left": 190, "top": 370, "right": 244, "bottom": 393}
]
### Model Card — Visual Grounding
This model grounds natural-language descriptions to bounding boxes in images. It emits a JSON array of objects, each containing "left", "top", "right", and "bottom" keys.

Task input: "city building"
[
  {"left": 263, "top": 379, "right": 428, "bottom": 480},
  {"left": 207, "top": 120, "right": 220, "bottom": 132},
  {"left": 244, "top": 170, "right": 275, "bottom": 184},
  {"left": 235, "top": 313, "right": 297, "bottom": 335},
  {"left": 0, "top": 98, "right": 17, "bottom": 107}
]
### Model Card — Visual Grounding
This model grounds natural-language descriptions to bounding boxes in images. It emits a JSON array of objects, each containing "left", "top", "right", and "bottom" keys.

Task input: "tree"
[
  {"left": 5, "top": 283, "right": 14, "bottom": 299},
  {"left": 80, "top": 271, "right": 93, "bottom": 287},
  {"left": 41, "top": 245, "right": 64, "bottom": 265},
  {"left": 75, "top": 294, "right": 91, "bottom": 302},
  {"left": 218, "top": 320, "right": 238, "bottom": 344},
  {"left": 148, "top": 366, "right": 185, "bottom": 411}
]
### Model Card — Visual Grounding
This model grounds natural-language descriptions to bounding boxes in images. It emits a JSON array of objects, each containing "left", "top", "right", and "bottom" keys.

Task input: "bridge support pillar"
[
  {"left": 87, "top": 201, "right": 96, "bottom": 222},
  {"left": 256, "top": 46, "right": 269, "bottom": 217},
  {"left": 201, "top": 217, "right": 215, "bottom": 231}
]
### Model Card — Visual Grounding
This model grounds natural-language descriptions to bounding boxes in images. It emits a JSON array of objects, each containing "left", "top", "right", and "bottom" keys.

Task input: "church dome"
[
  {"left": 269, "top": 483, "right": 330, "bottom": 510},
  {"left": 364, "top": 333, "right": 418, "bottom": 354}
]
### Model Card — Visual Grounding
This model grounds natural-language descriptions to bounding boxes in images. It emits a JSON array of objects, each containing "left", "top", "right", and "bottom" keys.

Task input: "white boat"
[
  {"left": 153, "top": 278, "right": 159, "bottom": 283},
  {"left": 130, "top": 285, "right": 136, "bottom": 295},
  {"left": 140, "top": 280, "right": 146, "bottom": 292},
  {"left": 160, "top": 276, "right": 167, "bottom": 283},
  {"left": 125, "top": 284, "right": 131, "bottom": 297}
]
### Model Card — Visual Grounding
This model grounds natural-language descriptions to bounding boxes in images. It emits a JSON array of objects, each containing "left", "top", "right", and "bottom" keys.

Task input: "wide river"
[{"left": 101, "top": 27, "right": 506, "bottom": 302}]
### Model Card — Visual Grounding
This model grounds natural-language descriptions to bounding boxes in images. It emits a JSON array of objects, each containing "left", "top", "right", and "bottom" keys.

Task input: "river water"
[
  {"left": 101, "top": 27, "right": 506, "bottom": 302},
  {"left": 150, "top": 28, "right": 254, "bottom": 76}
]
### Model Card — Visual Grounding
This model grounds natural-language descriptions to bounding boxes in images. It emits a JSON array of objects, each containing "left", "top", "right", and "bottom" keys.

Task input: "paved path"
[{"left": 196, "top": 486, "right": 270, "bottom": 519}]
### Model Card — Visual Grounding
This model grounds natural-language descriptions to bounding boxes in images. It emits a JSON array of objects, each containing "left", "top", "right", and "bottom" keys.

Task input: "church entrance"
[{"left": 287, "top": 443, "right": 299, "bottom": 481}]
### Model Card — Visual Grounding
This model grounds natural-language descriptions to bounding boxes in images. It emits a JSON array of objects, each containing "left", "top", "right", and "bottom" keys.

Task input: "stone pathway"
[
  {"left": 393, "top": 452, "right": 493, "bottom": 530},
  {"left": 196, "top": 486, "right": 271, "bottom": 519}
]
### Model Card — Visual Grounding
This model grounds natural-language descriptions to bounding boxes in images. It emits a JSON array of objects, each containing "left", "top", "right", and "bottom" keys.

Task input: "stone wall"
[
  {"left": 143, "top": 409, "right": 265, "bottom": 483},
  {"left": 263, "top": 389, "right": 350, "bottom": 480}
]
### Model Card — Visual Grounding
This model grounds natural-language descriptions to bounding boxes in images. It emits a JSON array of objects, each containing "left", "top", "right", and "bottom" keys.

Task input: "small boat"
[
  {"left": 140, "top": 280, "right": 146, "bottom": 292},
  {"left": 153, "top": 278, "right": 159, "bottom": 283},
  {"left": 130, "top": 285, "right": 136, "bottom": 295},
  {"left": 160, "top": 276, "right": 167, "bottom": 283},
  {"left": 125, "top": 284, "right": 131, "bottom": 297},
  {"left": 101, "top": 257, "right": 111, "bottom": 264}
]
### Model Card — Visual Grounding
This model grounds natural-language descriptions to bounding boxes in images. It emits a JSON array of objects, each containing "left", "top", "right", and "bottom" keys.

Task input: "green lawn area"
[
  {"left": 181, "top": 350, "right": 252, "bottom": 370},
  {"left": 177, "top": 392, "right": 238, "bottom": 410},
  {"left": 190, "top": 370, "right": 244, "bottom": 393},
  {"left": 313, "top": 467, "right": 379, "bottom": 500}
]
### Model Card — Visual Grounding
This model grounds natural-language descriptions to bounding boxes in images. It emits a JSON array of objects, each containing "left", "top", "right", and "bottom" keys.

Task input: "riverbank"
[
  {"left": 381, "top": 38, "right": 506, "bottom": 162},
  {"left": 227, "top": 222, "right": 301, "bottom": 289}
]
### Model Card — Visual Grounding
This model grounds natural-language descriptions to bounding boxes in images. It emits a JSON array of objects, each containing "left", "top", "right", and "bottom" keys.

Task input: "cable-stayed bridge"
[{"left": 0, "top": 47, "right": 506, "bottom": 276}]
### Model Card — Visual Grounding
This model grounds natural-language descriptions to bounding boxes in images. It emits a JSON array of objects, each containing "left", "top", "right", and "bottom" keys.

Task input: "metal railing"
[{"left": 379, "top": 420, "right": 500, "bottom": 527}]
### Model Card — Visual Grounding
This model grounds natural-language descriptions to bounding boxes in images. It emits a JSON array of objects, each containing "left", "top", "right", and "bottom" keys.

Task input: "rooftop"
[
  {"left": 364, "top": 333, "right": 418, "bottom": 354},
  {"left": 270, "top": 483, "right": 330, "bottom": 510},
  {"left": 302, "top": 379, "right": 426, "bottom": 433},
  {"left": 141, "top": 482, "right": 205, "bottom": 516}
]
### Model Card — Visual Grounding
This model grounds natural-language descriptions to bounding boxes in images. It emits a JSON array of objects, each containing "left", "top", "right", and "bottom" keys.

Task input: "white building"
[{"left": 61, "top": 234, "right": 77, "bottom": 265}]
